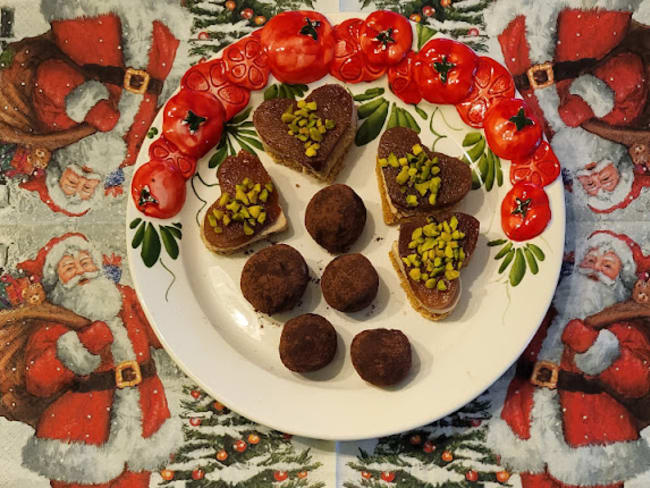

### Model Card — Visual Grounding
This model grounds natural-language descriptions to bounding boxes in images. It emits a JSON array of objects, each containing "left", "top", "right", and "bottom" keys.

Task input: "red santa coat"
[
  {"left": 35, "top": 1, "right": 191, "bottom": 168},
  {"left": 488, "top": 312, "right": 650, "bottom": 486},
  {"left": 21, "top": 285, "right": 181, "bottom": 485},
  {"left": 486, "top": 0, "right": 648, "bottom": 137}
]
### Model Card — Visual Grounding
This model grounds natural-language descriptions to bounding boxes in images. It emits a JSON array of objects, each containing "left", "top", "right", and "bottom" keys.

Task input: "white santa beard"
[
  {"left": 54, "top": 133, "right": 126, "bottom": 177},
  {"left": 45, "top": 163, "right": 98, "bottom": 214},
  {"left": 49, "top": 274, "right": 122, "bottom": 322},
  {"left": 552, "top": 268, "right": 629, "bottom": 321},
  {"left": 584, "top": 163, "right": 635, "bottom": 211}
]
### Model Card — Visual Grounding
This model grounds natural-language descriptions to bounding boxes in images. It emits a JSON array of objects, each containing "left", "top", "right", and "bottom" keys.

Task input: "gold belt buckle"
[
  {"left": 530, "top": 360, "right": 559, "bottom": 389},
  {"left": 123, "top": 67, "right": 150, "bottom": 95},
  {"left": 526, "top": 62, "right": 554, "bottom": 90},
  {"left": 115, "top": 360, "right": 142, "bottom": 388}
]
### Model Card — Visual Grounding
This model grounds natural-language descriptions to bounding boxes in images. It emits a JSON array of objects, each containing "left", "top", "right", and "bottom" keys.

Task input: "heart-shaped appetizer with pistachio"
[
  {"left": 377, "top": 127, "right": 472, "bottom": 225},
  {"left": 201, "top": 150, "right": 287, "bottom": 254},
  {"left": 253, "top": 84, "right": 356, "bottom": 183},
  {"left": 389, "top": 212, "right": 479, "bottom": 321}
]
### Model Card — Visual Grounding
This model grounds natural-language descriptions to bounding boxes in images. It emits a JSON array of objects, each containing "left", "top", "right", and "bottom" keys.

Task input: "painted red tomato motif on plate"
[
  {"left": 501, "top": 182, "right": 551, "bottom": 241},
  {"left": 149, "top": 137, "right": 197, "bottom": 180},
  {"left": 455, "top": 56, "right": 515, "bottom": 128},
  {"left": 181, "top": 58, "right": 250, "bottom": 121},
  {"left": 359, "top": 10, "right": 412, "bottom": 68},
  {"left": 484, "top": 98, "right": 543, "bottom": 161},
  {"left": 510, "top": 141, "right": 561, "bottom": 187},
  {"left": 131, "top": 159, "right": 186, "bottom": 219},
  {"left": 415, "top": 38, "right": 478, "bottom": 104},
  {"left": 162, "top": 89, "right": 226, "bottom": 160},
  {"left": 260, "top": 10, "right": 335, "bottom": 84},
  {"left": 330, "top": 18, "right": 386, "bottom": 83},
  {"left": 388, "top": 51, "right": 422, "bottom": 105},
  {"left": 222, "top": 35, "right": 270, "bottom": 91}
]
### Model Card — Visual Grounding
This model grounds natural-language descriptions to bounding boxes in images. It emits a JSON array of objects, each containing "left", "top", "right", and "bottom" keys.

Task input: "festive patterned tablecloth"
[{"left": 2, "top": 0, "right": 650, "bottom": 487}]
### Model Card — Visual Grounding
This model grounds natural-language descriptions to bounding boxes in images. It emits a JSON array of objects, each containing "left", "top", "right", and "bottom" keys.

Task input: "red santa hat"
[
  {"left": 584, "top": 230, "right": 643, "bottom": 289},
  {"left": 550, "top": 127, "right": 628, "bottom": 177},
  {"left": 19, "top": 170, "right": 90, "bottom": 217},
  {"left": 17, "top": 233, "right": 101, "bottom": 291}
]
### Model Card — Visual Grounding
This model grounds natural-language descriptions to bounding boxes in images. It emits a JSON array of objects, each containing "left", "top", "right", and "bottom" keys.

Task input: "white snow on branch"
[
  {"left": 425, "top": 18, "right": 477, "bottom": 30},
  {"left": 453, "top": 0, "right": 487, "bottom": 9},
  {"left": 193, "top": 1, "right": 225, "bottom": 13},
  {"left": 205, "top": 455, "right": 306, "bottom": 484}
]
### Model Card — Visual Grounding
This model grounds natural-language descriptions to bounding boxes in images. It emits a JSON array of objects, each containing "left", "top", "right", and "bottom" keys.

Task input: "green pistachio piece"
[
  {"left": 213, "top": 226, "right": 223, "bottom": 234},
  {"left": 281, "top": 112, "right": 295, "bottom": 124},
  {"left": 257, "top": 212, "right": 267, "bottom": 224},
  {"left": 219, "top": 193, "right": 230, "bottom": 207},
  {"left": 243, "top": 223, "right": 254, "bottom": 236},
  {"left": 222, "top": 215, "right": 231, "bottom": 226},
  {"left": 396, "top": 167, "right": 409, "bottom": 185},
  {"left": 207, "top": 214, "right": 217, "bottom": 227},
  {"left": 310, "top": 127, "right": 322, "bottom": 142},
  {"left": 249, "top": 205, "right": 262, "bottom": 219},
  {"left": 212, "top": 209, "right": 224, "bottom": 220},
  {"left": 226, "top": 201, "right": 240, "bottom": 213},
  {"left": 235, "top": 188, "right": 249, "bottom": 205},
  {"left": 409, "top": 268, "right": 421, "bottom": 281},
  {"left": 259, "top": 189, "right": 269, "bottom": 202},
  {"left": 406, "top": 194, "right": 418, "bottom": 207}
]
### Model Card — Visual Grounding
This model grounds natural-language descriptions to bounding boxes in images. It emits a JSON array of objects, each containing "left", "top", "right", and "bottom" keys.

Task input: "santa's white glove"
[
  {"left": 55, "top": 321, "right": 113, "bottom": 376},
  {"left": 65, "top": 81, "right": 119, "bottom": 132},
  {"left": 574, "top": 329, "right": 621, "bottom": 376}
]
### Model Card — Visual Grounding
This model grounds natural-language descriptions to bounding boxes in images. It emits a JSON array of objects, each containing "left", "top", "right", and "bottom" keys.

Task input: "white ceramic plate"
[{"left": 127, "top": 12, "right": 565, "bottom": 440}]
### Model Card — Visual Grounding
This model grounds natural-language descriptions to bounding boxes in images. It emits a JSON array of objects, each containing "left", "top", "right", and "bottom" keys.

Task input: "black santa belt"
[
  {"left": 72, "top": 359, "right": 156, "bottom": 392},
  {"left": 81, "top": 64, "right": 164, "bottom": 96},
  {"left": 514, "top": 58, "right": 601, "bottom": 91},
  {"left": 518, "top": 360, "right": 604, "bottom": 394}
]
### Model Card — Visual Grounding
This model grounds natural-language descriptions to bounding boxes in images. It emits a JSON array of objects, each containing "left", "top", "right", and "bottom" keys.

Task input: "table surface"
[{"left": 1, "top": 0, "right": 649, "bottom": 487}]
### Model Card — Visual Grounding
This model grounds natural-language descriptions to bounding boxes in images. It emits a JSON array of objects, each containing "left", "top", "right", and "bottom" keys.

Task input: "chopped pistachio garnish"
[
  {"left": 402, "top": 215, "right": 466, "bottom": 291},
  {"left": 208, "top": 177, "right": 274, "bottom": 234},
  {"left": 283, "top": 100, "right": 336, "bottom": 158},
  {"left": 379, "top": 144, "right": 442, "bottom": 208}
]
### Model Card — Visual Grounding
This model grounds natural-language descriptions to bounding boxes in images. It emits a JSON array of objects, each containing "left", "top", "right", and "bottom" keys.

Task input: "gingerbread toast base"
[
  {"left": 200, "top": 212, "right": 288, "bottom": 255},
  {"left": 389, "top": 248, "right": 451, "bottom": 322}
]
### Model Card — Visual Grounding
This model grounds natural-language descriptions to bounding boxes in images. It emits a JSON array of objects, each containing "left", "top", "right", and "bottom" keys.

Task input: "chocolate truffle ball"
[
  {"left": 305, "top": 184, "right": 366, "bottom": 253},
  {"left": 240, "top": 244, "right": 309, "bottom": 314},
  {"left": 351, "top": 329, "right": 412, "bottom": 386},
  {"left": 321, "top": 253, "right": 379, "bottom": 312},
  {"left": 279, "top": 314, "right": 337, "bottom": 372}
]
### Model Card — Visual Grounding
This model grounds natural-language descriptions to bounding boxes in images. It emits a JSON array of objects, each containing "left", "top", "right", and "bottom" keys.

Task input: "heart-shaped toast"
[
  {"left": 253, "top": 84, "right": 356, "bottom": 183},
  {"left": 201, "top": 150, "right": 287, "bottom": 254},
  {"left": 389, "top": 212, "right": 479, "bottom": 321},
  {"left": 377, "top": 127, "right": 472, "bottom": 225}
]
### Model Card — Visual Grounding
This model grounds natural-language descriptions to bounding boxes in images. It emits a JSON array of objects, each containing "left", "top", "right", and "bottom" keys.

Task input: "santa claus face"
[
  {"left": 579, "top": 248, "right": 622, "bottom": 283},
  {"left": 555, "top": 247, "right": 629, "bottom": 319},
  {"left": 50, "top": 249, "right": 122, "bottom": 321},
  {"left": 576, "top": 161, "right": 620, "bottom": 196},
  {"left": 58, "top": 167, "right": 101, "bottom": 201},
  {"left": 56, "top": 251, "right": 99, "bottom": 286}
]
